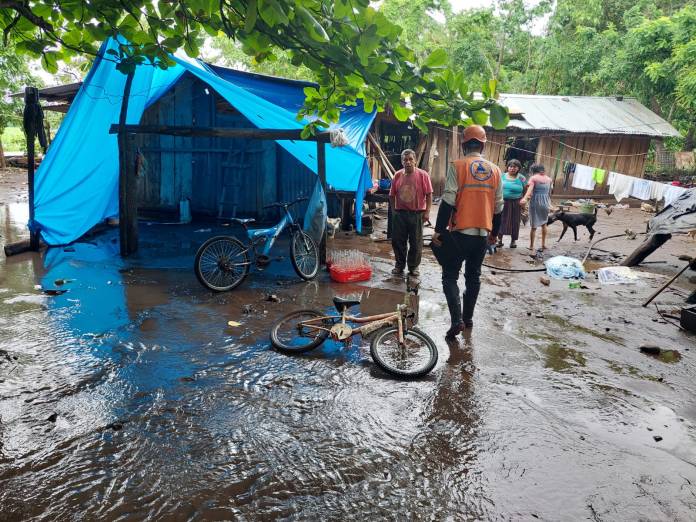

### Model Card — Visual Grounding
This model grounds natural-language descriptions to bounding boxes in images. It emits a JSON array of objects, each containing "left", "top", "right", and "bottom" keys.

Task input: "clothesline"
[
  {"left": 568, "top": 161, "right": 688, "bottom": 205},
  {"left": 430, "top": 125, "right": 653, "bottom": 163}
]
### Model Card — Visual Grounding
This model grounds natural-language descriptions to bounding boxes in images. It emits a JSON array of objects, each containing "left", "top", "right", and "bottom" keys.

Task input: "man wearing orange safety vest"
[{"left": 431, "top": 125, "right": 503, "bottom": 341}]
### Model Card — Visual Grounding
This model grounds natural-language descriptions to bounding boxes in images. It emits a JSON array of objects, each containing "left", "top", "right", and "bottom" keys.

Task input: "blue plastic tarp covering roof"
[{"left": 34, "top": 38, "right": 376, "bottom": 245}]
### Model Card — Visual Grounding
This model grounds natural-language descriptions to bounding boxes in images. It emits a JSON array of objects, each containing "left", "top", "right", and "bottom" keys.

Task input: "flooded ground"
[{"left": 2, "top": 167, "right": 696, "bottom": 520}]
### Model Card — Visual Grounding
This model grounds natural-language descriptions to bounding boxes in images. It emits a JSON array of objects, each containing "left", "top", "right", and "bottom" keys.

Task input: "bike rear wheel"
[
  {"left": 194, "top": 236, "right": 250, "bottom": 292},
  {"left": 370, "top": 327, "right": 438, "bottom": 378},
  {"left": 290, "top": 230, "right": 319, "bottom": 280},
  {"left": 270, "top": 309, "right": 330, "bottom": 353}
]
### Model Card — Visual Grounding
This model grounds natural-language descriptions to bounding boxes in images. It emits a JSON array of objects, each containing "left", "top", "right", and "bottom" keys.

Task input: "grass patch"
[{"left": 1, "top": 126, "right": 26, "bottom": 153}]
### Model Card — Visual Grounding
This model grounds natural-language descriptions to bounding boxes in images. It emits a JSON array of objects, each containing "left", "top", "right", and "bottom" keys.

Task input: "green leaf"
[
  {"left": 392, "top": 102, "right": 410, "bottom": 122},
  {"left": 423, "top": 49, "right": 448, "bottom": 69},
  {"left": 245, "top": 0, "right": 258, "bottom": 33},
  {"left": 489, "top": 104, "right": 509, "bottom": 130},
  {"left": 295, "top": 6, "right": 329, "bottom": 42},
  {"left": 33, "top": 4, "right": 52, "bottom": 19},
  {"left": 487, "top": 79, "right": 498, "bottom": 99},
  {"left": 413, "top": 117, "right": 428, "bottom": 134},
  {"left": 363, "top": 97, "right": 375, "bottom": 113},
  {"left": 259, "top": 0, "right": 289, "bottom": 28},
  {"left": 41, "top": 52, "right": 59, "bottom": 74},
  {"left": 471, "top": 109, "right": 488, "bottom": 125}
]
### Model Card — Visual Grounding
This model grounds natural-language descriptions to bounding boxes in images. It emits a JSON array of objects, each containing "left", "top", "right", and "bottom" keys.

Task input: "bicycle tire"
[
  {"left": 270, "top": 309, "right": 331, "bottom": 353},
  {"left": 290, "top": 230, "right": 319, "bottom": 280},
  {"left": 370, "top": 326, "right": 438, "bottom": 378},
  {"left": 194, "top": 236, "right": 250, "bottom": 292}
]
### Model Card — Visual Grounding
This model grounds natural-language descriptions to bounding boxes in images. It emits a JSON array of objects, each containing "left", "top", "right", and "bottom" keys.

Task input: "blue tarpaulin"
[{"left": 34, "top": 39, "right": 376, "bottom": 245}]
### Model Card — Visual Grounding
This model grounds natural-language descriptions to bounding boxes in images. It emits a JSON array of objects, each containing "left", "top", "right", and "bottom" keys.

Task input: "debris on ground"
[
  {"left": 653, "top": 435, "right": 663, "bottom": 442},
  {"left": 242, "top": 304, "right": 254, "bottom": 314},
  {"left": 598, "top": 266, "right": 640, "bottom": 285},
  {"left": 545, "top": 256, "right": 585, "bottom": 280},
  {"left": 539, "top": 276, "right": 550, "bottom": 286},
  {"left": 54, "top": 279, "right": 74, "bottom": 286},
  {"left": 641, "top": 203, "right": 656, "bottom": 213},
  {"left": 227, "top": 320, "right": 242, "bottom": 327},
  {"left": 266, "top": 294, "right": 281, "bottom": 303},
  {"left": 639, "top": 345, "right": 662, "bottom": 355}
]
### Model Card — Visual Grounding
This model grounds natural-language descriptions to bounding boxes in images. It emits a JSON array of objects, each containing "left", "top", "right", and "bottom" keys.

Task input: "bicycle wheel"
[
  {"left": 370, "top": 327, "right": 438, "bottom": 378},
  {"left": 270, "top": 309, "right": 330, "bottom": 353},
  {"left": 194, "top": 236, "right": 250, "bottom": 292},
  {"left": 290, "top": 230, "right": 319, "bottom": 280}
]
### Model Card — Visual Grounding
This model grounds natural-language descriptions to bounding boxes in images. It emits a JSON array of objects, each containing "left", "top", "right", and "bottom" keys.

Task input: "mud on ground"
[{"left": 1, "top": 166, "right": 696, "bottom": 520}]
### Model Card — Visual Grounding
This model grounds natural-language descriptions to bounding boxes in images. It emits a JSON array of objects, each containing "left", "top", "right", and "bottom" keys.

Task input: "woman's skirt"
[{"left": 500, "top": 197, "right": 522, "bottom": 240}]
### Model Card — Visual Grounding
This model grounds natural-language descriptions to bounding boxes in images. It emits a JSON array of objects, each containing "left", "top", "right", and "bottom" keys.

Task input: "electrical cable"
[{"left": 580, "top": 231, "right": 647, "bottom": 264}]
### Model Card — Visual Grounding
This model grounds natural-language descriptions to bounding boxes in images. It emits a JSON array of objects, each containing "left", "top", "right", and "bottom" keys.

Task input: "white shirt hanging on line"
[
  {"left": 571, "top": 163, "right": 596, "bottom": 191},
  {"left": 650, "top": 181, "right": 666, "bottom": 202},
  {"left": 630, "top": 178, "right": 653, "bottom": 200},
  {"left": 609, "top": 173, "right": 634, "bottom": 202}
]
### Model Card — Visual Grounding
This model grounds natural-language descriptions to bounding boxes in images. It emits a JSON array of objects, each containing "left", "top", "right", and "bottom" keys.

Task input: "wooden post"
[
  {"left": 118, "top": 71, "right": 135, "bottom": 257},
  {"left": 125, "top": 134, "right": 138, "bottom": 253},
  {"left": 622, "top": 233, "right": 672, "bottom": 267},
  {"left": 316, "top": 140, "right": 327, "bottom": 263},
  {"left": 24, "top": 87, "right": 40, "bottom": 251}
]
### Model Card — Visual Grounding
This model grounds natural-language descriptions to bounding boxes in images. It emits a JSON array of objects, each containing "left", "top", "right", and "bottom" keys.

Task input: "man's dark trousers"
[
  {"left": 441, "top": 233, "right": 487, "bottom": 326},
  {"left": 392, "top": 210, "right": 423, "bottom": 272}
]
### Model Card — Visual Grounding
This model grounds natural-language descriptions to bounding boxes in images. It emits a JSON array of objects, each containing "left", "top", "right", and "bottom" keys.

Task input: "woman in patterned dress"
[{"left": 520, "top": 163, "right": 552, "bottom": 251}]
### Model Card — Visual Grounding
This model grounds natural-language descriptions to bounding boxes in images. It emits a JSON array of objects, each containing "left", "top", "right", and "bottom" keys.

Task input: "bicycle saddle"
[
  {"left": 230, "top": 218, "right": 255, "bottom": 224},
  {"left": 333, "top": 296, "right": 361, "bottom": 312}
]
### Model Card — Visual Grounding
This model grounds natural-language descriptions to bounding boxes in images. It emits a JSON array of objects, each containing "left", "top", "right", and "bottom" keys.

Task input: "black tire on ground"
[
  {"left": 370, "top": 326, "right": 438, "bottom": 378},
  {"left": 194, "top": 235, "right": 250, "bottom": 292},
  {"left": 290, "top": 230, "right": 319, "bottom": 280},
  {"left": 270, "top": 309, "right": 330, "bottom": 353}
]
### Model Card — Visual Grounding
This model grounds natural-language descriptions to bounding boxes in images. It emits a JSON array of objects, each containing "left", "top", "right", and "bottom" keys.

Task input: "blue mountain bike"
[{"left": 194, "top": 197, "right": 319, "bottom": 292}]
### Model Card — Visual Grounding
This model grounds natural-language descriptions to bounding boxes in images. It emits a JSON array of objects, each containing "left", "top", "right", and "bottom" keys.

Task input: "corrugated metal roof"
[{"left": 497, "top": 94, "right": 681, "bottom": 138}]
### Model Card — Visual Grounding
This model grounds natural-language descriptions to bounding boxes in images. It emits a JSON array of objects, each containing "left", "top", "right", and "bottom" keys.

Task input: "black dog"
[{"left": 547, "top": 207, "right": 597, "bottom": 241}]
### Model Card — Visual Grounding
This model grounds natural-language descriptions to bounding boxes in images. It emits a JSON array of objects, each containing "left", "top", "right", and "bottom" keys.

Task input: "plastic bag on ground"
[
  {"left": 545, "top": 256, "right": 586, "bottom": 280},
  {"left": 597, "top": 266, "right": 640, "bottom": 285}
]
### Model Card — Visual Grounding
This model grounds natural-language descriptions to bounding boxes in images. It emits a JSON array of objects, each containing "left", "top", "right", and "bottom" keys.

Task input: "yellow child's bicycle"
[{"left": 270, "top": 296, "right": 438, "bottom": 378}]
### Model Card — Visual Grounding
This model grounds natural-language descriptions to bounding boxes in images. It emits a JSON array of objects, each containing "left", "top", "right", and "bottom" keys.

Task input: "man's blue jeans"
[{"left": 441, "top": 233, "right": 488, "bottom": 327}]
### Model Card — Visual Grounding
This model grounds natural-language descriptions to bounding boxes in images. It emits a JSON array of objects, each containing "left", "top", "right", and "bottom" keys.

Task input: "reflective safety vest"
[{"left": 450, "top": 155, "right": 501, "bottom": 232}]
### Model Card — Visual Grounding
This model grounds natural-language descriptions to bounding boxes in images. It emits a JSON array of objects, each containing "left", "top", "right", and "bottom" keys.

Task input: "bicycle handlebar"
[{"left": 262, "top": 196, "right": 308, "bottom": 210}]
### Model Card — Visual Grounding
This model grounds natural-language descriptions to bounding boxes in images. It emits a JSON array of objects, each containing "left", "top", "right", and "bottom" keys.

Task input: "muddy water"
[{"left": 3, "top": 188, "right": 696, "bottom": 519}]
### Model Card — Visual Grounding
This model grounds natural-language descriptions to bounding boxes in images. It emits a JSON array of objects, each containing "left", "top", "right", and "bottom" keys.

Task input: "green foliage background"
[{"left": 213, "top": 0, "right": 695, "bottom": 150}]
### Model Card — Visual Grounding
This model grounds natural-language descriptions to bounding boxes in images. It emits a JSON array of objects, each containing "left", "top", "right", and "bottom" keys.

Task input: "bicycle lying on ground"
[
  {"left": 270, "top": 296, "right": 438, "bottom": 378},
  {"left": 194, "top": 197, "right": 319, "bottom": 292}
]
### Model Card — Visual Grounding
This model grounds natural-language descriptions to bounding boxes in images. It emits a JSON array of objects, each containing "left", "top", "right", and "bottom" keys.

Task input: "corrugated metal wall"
[{"left": 136, "top": 74, "right": 315, "bottom": 222}]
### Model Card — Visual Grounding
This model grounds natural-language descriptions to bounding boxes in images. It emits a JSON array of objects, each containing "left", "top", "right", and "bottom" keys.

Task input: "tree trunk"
[
  {"left": 683, "top": 127, "right": 695, "bottom": 152},
  {"left": 622, "top": 233, "right": 672, "bottom": 267},
  {"left": 0, "top": 136, "right": 5, "bottom": 169}
]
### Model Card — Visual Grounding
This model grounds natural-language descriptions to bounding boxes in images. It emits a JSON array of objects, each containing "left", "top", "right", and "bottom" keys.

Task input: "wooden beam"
[
  {"left": 24, "top": 87, "right": 40, "bottom": 251},
  {"left": 108, "top": 124, "right": 332, "bottom": 142},
  {"left": 316, "top": 140, "right": 327, "bottom": 263},
  {"left": 118, "top": 71, "right": 135, "bottom": 257},
  {"left": 415, "top": 135, "right": 428, "bottom": 167},
  {"left": 367, "top": 133, "right": 396, "bottom": 179},
  {"left": 622, "top": 233, "right": 672, "bottom": 267},
  {"left": 426, "top": 131, "right": 439, "bottom": 175}
]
